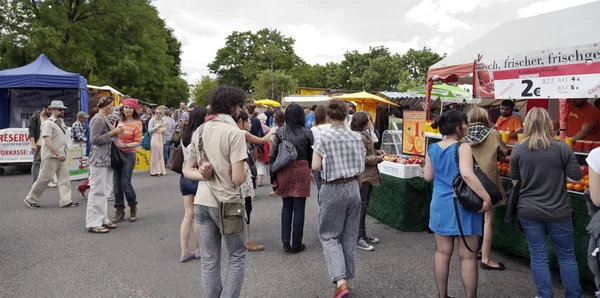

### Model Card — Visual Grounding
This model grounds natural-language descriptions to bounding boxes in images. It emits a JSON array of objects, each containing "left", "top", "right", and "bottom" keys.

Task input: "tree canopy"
[
  {"left": 208, "top": 29, "right": 444, "bottom": 98},
  {"left": 0, "top": 0, "right": 188, "bottom": 107}
]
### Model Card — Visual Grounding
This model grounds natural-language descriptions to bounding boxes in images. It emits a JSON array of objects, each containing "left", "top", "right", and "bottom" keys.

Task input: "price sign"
[
  {"left": 494, "top": 69, "right": 600, "bottom": 99},
  {"left": 483, "top": 43, "right": 600, "bottom": 99}
]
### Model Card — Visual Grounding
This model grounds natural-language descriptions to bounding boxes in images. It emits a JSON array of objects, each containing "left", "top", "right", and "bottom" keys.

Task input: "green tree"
[
  {"left": 397, "top": 47, "right": 443, "bottom": 90},
  {"left": 0, "top": 0, "right": 188, "bottom": 106},
  {"left": 208, "top": 28, "right": 304, "bottom": 92},
  {"left": 191, "top": 76, "right": 219, "bottom": 107},
  {"left": 251, "top": 70, "right": 298, "bottom": 101}
]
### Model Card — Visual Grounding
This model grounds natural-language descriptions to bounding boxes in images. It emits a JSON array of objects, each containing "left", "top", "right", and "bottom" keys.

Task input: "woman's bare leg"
[
  {"left": 434, "top": 234, "right": 455, "bottom": 298},
  {"left": 458, "top": 234, "right": 480, "bottom": 298},
  {"left": 481, "top": 209, "right": 500, "bottom": 267},
  {"left": 180, "top": 195, "right": 195, "bottom": 257}
]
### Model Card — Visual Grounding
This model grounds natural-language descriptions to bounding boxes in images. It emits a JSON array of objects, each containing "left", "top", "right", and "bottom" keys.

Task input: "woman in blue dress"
[{"left": 424, "top": 110, "right": 492, "bottom": 298}]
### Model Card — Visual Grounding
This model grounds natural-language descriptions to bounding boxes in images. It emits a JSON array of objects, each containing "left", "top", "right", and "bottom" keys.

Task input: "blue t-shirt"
[{"left": 305, "top": 112, "right": 314, "bottom": 128}]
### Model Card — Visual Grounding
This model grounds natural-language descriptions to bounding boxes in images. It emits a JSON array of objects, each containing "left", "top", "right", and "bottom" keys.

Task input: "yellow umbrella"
[
  {"left": 253, "top": 99, "right": 281, "bottom": 107},
  {"left": 332, "top": 91, "right": 399, "bottom": 109}
]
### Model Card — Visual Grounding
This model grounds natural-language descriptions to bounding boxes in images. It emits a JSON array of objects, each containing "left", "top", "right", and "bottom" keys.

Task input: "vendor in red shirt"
[
  {"left": 568, "top": 98, "right": 600, "bottom": 141},
  {"left": 494, "top": 100, "right": 523, "bottom": 138}
]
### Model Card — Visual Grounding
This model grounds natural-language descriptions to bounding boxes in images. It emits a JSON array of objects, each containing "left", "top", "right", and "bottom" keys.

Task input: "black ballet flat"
[{"left": 481, "top": 262, "right": 506, "bottom": 271}]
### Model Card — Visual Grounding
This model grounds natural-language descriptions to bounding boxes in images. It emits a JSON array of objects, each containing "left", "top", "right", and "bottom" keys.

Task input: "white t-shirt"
[
  {"left": 587, "top": 147, "right": 600, "bottom": 174},
  {"left": 310, "top": 124, "right": 331, "bottom": 142}
]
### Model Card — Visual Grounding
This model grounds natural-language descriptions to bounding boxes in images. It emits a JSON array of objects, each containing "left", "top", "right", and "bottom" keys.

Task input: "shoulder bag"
[
  {"left": 104, "top": 121, "right": 125, "bottom": 170},
  {"left": 141, "top": 131, "right": 151, "bottom": 150},
  {"left": 452, "top": 141, "right": 503, "bottom": 253},
  {"left": 196, "top": 125, "right": 245, "bottom": 236},
  {"left": 269, "top": 127, "right": 298, "bottom": 173},
  {"left": 166, "top": 144, "right": 184, "bottom": 174}
]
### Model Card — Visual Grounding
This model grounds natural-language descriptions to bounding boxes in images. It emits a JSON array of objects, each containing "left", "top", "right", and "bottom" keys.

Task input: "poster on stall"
[
  {"left": 475, "top": 43, "right": 600, "bottom": 99},
  {"left": 67, "top": 143, "right": 89, "bottom": 180},
  {"left": 402, "top": 110, "right": 426, "bottom": 156},
  {"left": 10, "top": 89, "right": 79, "bottom": 128}
]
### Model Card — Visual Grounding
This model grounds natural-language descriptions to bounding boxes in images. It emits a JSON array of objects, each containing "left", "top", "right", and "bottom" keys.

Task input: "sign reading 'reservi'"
[{"left": 486, "top": 43, "right": 600, "bottom": 99}]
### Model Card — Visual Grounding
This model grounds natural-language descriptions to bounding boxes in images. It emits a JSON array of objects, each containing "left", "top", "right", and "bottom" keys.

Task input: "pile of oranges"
[
  {"left": 497, "top": 161, "right": 510, "bottom": 177},
  {"left": 566, "top": 175, "right": 589, "bottom": 192}
]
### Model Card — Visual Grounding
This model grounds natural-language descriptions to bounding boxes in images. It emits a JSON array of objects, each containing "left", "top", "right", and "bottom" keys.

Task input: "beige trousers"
[
  {"left": 26, "top": 158, "right": 72, "bottom": 207},
  {"left": 86, "top": 166, "right": 112, "bottom": 228}
]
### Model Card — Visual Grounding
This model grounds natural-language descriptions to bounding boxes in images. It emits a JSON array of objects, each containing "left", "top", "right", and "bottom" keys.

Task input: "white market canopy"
[
  {"left": 430, "top": 1, "right": 600, "bottom": 77},
  {"left": 87, "top": 85, "right": 123, "bottom": 96},
  {"left": 282, "top": 95, "right": 358, "bottom": 108}
]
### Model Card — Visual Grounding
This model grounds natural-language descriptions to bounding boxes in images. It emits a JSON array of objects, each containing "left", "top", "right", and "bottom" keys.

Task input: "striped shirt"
[{"left": 117, "top": 120, "right": 143, "bottom": 153}]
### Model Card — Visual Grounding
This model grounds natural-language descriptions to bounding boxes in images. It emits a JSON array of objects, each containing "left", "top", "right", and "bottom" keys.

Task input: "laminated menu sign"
[
  {"left": 402, "top": 110, "right": 426, "bottom": 156},
  {"left": 478, "top": 43, "right": 600, "bottom": 99}
]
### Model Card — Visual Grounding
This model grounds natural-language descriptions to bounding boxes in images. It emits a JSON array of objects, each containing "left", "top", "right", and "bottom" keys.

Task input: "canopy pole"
[
  {"left": 559, "top": 98, "right": 568, "bottom": 140},
  {"left": 425, "top": 79, "right": 433, "bottom": 120}
]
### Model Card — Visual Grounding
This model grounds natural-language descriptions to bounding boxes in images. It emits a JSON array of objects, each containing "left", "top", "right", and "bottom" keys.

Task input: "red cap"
[{"left": 122, "top": 99, "right": 139, "bottom": 109}]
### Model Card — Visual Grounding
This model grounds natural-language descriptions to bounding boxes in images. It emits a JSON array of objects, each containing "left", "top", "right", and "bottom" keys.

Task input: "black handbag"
[
  {"left": 105, "top": 121, "right": 125, "bottom": 170},
  {"left": 452, "top": 142, "right": 503, "bottom": 211},
  {"left": 451, "top": 142, "right": 503, "bottom": 253}
]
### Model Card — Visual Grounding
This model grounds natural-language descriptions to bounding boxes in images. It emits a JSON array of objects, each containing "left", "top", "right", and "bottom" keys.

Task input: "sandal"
[
  {"left": 103, "top": 222, "right": 117, "bottom": 229},
  {"left": 88, "top": 226, "right": 109, "bottom": 233}
]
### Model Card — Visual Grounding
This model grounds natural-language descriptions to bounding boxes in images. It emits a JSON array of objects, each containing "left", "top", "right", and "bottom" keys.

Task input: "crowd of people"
[{"left": 20, "top": 87, "right": 600, "bottom": 298}]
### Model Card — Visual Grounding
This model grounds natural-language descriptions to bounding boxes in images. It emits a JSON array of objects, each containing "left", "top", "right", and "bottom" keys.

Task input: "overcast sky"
[{"left": 152, "top": 0, "right": 598, "bottom": 84}]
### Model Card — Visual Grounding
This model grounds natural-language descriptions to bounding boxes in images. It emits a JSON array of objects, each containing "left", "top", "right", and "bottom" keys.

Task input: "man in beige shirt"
[
  {"left": 183, "top": 86, "right": 247, "bottom": 298},
  {"left": 24, "top": 100, "right": 78, "bottom": 208}
]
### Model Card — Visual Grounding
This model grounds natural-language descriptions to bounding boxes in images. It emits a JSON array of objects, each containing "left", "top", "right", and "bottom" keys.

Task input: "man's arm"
[
  {"left": 28, "top": 115, "right": 38, "bottom": 150},
  {"left": 572, "top": 123, "right": 594, "bottom": 141}
]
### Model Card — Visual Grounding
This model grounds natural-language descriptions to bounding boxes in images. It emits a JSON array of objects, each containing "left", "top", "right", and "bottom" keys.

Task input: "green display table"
[
  {"left": 368, "top": 174, "right": 594, "bottom": 281},
  {"left": 367, "top": 174, "right": 432, "bottom": 232}
]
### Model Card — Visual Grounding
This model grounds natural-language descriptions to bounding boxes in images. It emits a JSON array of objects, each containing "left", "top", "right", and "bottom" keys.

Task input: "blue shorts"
[{"left": 180, "top": 175, "right": 198, "bottom": 196}]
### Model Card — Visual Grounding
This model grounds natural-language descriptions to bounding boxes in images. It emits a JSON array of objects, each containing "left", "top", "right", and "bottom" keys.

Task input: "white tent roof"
[
  {"left": 431, "top": 1, "right": 600, "bottom": 69},
  {"left": 87, "top": 85, "right": 123, "bottom": 96},
  {"left": 282, "top": 95, "right": 357, "bottom": 108}
]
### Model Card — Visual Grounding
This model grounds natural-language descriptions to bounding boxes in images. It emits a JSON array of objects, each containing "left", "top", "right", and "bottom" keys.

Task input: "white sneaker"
[
  {"left": 356, "top": 238, "right": 375, "bottom": 251},
  {"left": 48, "top": 182, "right": 57, "bottom": 188}
]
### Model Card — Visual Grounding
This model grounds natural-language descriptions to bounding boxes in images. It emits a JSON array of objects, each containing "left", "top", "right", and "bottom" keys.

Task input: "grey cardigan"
[{"left": 88, "top": 114, "right": 115, "bottom": 168}]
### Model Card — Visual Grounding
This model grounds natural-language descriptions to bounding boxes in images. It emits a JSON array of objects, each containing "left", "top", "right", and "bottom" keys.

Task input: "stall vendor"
[
  {"left": 568, "top": 98, "right": 600, "bottom": 141},
  {"left": 494, "top": 100, "right": 523, "bottom": 138}
]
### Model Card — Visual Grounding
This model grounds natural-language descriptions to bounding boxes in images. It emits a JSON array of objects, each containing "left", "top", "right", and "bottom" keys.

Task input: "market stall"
[
  {"left": 369, "top": 1, "right": 600, "bottom": 281},
  {"left": 0, "top": 54, "right": 89, "bottom": 175},
  {"left": 332, "top": 91, "right": 399, "bottom": 122}
]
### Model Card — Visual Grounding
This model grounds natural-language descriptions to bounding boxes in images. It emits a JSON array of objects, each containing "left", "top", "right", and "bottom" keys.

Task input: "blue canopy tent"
[{"left": 0, "top": 54, "right": 88, "bottom": 129}]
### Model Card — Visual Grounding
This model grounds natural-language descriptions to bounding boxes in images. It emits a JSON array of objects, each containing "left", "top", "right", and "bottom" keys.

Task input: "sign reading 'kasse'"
[
  {"left": 10, "top": 89, "right": 79, "bottom": 127},
  {"left": 476, "top": 43, "right": 600, "bottom": 99}
]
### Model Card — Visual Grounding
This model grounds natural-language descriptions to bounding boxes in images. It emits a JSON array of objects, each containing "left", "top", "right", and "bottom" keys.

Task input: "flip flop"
[
  {"left": 88, "top": 227, "right": 109, "bottom": 234},
  {"left": 194, "top": 252, "right": 201, "bottom": 259},
  {"left": 481, "top": 262, "right": 506, "bottom": 271}
]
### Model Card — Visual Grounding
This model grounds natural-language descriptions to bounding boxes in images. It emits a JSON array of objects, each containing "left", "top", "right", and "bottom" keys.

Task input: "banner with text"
[
  {"left": 10, "top": 89, "right": 79, "bottom": 128},
  {"left": 0, "top": 128, "right": 33, "bottom": 162},
  {"left": 478, "top": 43, "right": 600, "bottom": 99}
]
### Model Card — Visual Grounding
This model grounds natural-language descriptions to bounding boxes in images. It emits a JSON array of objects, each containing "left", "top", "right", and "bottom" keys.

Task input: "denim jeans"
[
  {"left": 358, "top": 182, "right": 373, "bottom": 240},
  {"left": 281, "top": 197, "right": 306, "bottom": 249},
  {"left": 113, "top": 152, "right": 137, "bottom": 208},
  {"left": 194, "top": 205, "right": 247, "bottom": 298},
  {"left": 163, "top": 141, "right": 172, "bottom": 165},
  {"left": 519, "top": 217, "right": 583, "bottom": 298}
]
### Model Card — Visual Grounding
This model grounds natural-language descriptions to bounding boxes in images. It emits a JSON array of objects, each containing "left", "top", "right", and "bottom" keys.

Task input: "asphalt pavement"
[{"left": 0, "top": 166, "right": 596, "bottom": 298}]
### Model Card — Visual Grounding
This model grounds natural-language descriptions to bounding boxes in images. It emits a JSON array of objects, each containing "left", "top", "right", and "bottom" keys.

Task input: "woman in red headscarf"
[{"left": 111, "top": 98, "right": 143, "bottom": 223}]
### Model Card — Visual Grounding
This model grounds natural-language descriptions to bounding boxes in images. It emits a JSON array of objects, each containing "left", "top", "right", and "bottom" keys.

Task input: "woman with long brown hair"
[{"left": 112, "top": 99, "right": 143, "bottom": 223}]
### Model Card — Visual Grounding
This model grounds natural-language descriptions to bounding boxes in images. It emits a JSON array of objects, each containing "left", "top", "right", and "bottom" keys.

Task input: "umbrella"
[
  {"left": 408, "top": 84, "right": 478, "bottom": 104},
  {"left": 253, "top": 99, "right": 281, "bottom": 107},
  {"left": 331, "top": 91, "right": 400, "bottom": 109}
]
